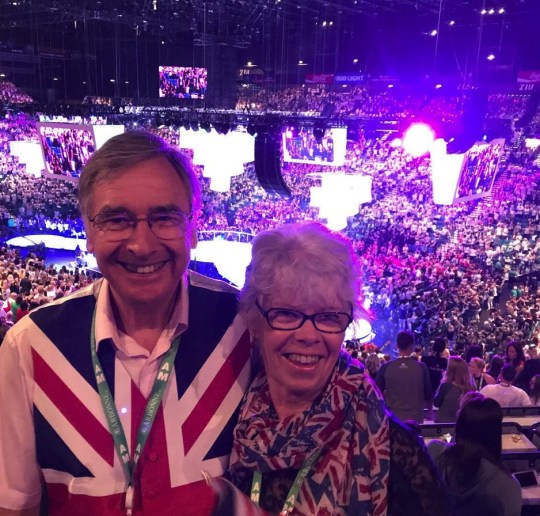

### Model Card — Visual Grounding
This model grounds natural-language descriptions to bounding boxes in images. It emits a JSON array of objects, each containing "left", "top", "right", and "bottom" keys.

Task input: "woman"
[
  {"left": 428, "top": 393, "right": 522, "bottom": 516},
  {"left": 365, "top": 352, "right": 381, "bottom": 378},
  {"left": 226, "top": 222, "right": 450, "bottom": 515},
  {"left": 433, "top": 357, "right": 474, "bottom": 422},
  {"left": 505, "top": 341, "right": 526, "bottom": 377},
  {"left": 487, "top": 354, "right": 504, "bottom": 380},
  {"left": 468, "top": 357, "right": 495, "bottom": 392},
  {"left": 530, "top": 374, "right": 540, "bottom": 405}
]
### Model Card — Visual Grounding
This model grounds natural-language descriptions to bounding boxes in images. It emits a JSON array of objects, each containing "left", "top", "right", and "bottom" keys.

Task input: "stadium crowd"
[{"left": 1, "top": 81, "right": 539, "bottom": 394}]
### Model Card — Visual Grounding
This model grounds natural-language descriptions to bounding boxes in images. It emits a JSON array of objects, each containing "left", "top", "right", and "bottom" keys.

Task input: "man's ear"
[
  {"left": 82, "top": 216, "right": 94, "bottom": 253},
  {"left": 190, "top": 224, "right": 198, "bottom": 249}
]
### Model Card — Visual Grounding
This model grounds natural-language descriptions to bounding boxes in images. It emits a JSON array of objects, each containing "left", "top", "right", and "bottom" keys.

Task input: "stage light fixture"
[{"left": 403, "top": 123, "right": 436, "bottom": 157}]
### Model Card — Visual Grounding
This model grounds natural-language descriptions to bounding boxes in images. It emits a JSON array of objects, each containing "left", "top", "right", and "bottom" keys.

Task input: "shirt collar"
[{"left": 93, "top": 273, "right": 189, "bottom": 353}]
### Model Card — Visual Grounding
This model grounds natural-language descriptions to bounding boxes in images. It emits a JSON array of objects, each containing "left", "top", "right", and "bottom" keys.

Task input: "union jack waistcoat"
[{"left": 29, "top": 274, "right": 251, "bottom": 515}]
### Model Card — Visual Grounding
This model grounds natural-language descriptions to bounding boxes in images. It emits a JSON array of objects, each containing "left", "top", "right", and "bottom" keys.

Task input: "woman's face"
[
  {"left": 468, "top": 362, "right": 482, "bottom": 378},
  {"left": 256, "top": 293, "right": 348, "bottom": 410},
  {"left": 507, "top": 345, "right": 517, "bottom": 360}
]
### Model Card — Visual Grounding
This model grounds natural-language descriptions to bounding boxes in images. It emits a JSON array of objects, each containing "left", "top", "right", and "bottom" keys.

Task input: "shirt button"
[{"left": 147, "top": 452, "right": 158, "bottom": 462}]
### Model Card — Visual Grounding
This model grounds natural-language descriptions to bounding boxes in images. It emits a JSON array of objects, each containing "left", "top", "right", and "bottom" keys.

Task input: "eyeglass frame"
[
  {"left": 255, "top": 300, "right": 353, "bottom": 334},
  {"left": 87, "top": 209, "right": 193, "bottom": 241}
]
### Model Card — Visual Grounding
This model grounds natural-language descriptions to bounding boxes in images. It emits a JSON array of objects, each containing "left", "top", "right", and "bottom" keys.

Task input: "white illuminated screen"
[
  {"left": 283, "top": 127, "right": 347, "bottom": 167},
  {"left": 310, "top": 174, "right": 372, "bottom": 230},
  {"left": 9, "top": 141, "right": 44, "bottom": 177},
  {"left": 93, "top": 125, "right": 125, "bottom": 149},
  {"left": 430, "top": 139, "right": 465, "bottom": 205},
  {"left": 179, "top": 128, "right": 254, "bottom": 192}
]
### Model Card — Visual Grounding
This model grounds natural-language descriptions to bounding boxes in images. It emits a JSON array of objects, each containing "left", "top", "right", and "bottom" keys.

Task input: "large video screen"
[
  {"left": 37, "top": 123, "right": 96, "bottom": 180},
  {"left": 159, "top": 66, "right": 207, "bottom": 99},
  {"left": 282, "top": 127, "right": 347, "bottom": 167},
  {"left": 454, "top": 139, "right": 505, "bottom": 202}
]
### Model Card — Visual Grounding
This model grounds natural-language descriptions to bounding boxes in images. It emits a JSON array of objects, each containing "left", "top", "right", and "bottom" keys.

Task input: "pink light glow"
[{"left": 402, "top": 123, "right": 436, "bottom": 157}]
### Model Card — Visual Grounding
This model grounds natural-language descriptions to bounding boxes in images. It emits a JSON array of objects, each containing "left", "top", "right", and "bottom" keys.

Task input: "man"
[
  {"left": 19, "top": 272, "right": 32, "bottom": 296},
  {"left": 421, "top": 336, "right": 448, "bottom": 397},
  {"left": 0, "top": 132, "right": 251, "bottom": 515},
  {"left": 480, "top": 364, "right": 531, "bottom": 407},
  {"left": 376, "top": 330, "right": 432, "bottom": 423}
]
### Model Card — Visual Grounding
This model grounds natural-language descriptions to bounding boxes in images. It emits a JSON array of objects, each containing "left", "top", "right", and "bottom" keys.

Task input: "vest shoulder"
[{"left": 188, "top": 271, "right": 239, "bottom": 295}]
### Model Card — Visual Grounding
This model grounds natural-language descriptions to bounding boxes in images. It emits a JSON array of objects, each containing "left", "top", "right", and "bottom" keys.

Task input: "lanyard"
[
  {"left": 477, "top": 375, "right": 484, "bottom": 391},
  {"left": 250, "top": 448, "right": 322, "bottom": 515},
  {"left": 90, "top": 308, "right": 180, "bottom": 515}
]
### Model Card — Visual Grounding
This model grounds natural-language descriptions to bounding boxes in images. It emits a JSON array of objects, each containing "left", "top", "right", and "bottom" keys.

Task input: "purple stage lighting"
[{"left": 402, "top": 123, "right": 436, "bottom": 157}]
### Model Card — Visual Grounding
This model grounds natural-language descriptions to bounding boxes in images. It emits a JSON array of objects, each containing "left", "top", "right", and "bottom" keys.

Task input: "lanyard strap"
[
  {"left": 250, "top": 448, "right": 322, "bottom": 515},
  {"left": 90, "top": 307, "right": 180, "bottom": 513}
]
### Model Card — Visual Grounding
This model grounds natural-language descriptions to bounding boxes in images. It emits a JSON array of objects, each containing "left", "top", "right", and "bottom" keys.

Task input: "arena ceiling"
[{"left": 0, "top": 0, "right": 534, "bottom": 36}]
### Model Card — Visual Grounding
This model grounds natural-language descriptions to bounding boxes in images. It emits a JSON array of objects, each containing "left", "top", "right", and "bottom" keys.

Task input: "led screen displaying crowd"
[
  {"left": 455, "top": 142, "right": 505, "bottom": 201},
  {"left": 158, "top": 66, "right": 207, "bottom": 99},
  {"left": 283, "top": 128, "right": 335, "bottom": 164},
  {"left": 38, "top": 125, "right": 95, "bottom": 179}
]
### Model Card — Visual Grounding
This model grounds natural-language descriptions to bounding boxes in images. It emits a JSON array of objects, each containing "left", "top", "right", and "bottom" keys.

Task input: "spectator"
[
  {"left": 480, "top": 364, "right": 531, "bottom": 407},
  {"left": 433, "top": 357, "right": 474, "bottom": 422},
  {"left": 469, "top": 357, "right": 496, "bottom": 391},
  {"left": 529, "top": 374, "right": 540, "bottom": 405},
  {"left": 422, "top": 337, "right": 449, "bottom": 397},
  {"left": 504, "top": 341, "right": 526, "bottom": 377},
  {"left": 428, "top": 393, "right": 521, "bottom": 516},
  {"left": 376, "top": 330, "right": 432, "bottom": 423}
]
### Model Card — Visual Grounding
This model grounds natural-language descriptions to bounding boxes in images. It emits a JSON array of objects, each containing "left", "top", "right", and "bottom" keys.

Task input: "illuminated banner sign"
[
  {"left": 517, "top": 71, "right": 540, "bottom": 92},
  {"left": 334, "top": 74, "right": 365, "bottom": 84},
  {"left": 305, "top": 73, "right": 334, "bottom": 85},
  {"left": 517, "top": 71, "right": 540, "bottom": 84}
]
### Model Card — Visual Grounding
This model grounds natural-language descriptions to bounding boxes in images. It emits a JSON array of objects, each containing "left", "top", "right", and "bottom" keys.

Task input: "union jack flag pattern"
[{"left": 28, "top": 274, "right": 251, "bottom": 515}]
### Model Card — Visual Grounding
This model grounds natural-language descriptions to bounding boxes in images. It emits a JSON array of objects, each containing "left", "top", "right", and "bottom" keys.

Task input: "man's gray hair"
[{"left": 78, "top": 131, "right": 201, "bottom": 216}]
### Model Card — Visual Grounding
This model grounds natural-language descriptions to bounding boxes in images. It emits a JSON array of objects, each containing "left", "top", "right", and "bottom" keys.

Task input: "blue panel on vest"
[
  {"left": 29, "top": 295, "right": 116, "bottom": 395},
  {"left": 174, "top": 284, "right": 238, "bottom": 399},
  {"left": 34, "top": 406, "right": 94, "bottom": 478},
  {"left": 204, "top": 404, "right": 240, "bottom": 461}
]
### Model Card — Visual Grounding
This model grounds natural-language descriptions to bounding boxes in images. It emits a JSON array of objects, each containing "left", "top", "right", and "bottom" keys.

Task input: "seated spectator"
[
  {"left": 487, "top": 355, "right": 504, "bottom": 381},
  {"left": 468, "top": 357, "right": 496, "bottom": 391},
  {"left": 529, "top": 374, "right": 540, "bottom": 405},
  {"left": 504, "top": 341, "right": 526, "bottom": 377},
  {"left": 434, "top": 357, "right": 474, "bottom": 422},
  {"left": 428, "top": 392, "right": 521, "bottom": 516},
  {"left": 480, "top": 364, "right": 531, "bottom": 407}
]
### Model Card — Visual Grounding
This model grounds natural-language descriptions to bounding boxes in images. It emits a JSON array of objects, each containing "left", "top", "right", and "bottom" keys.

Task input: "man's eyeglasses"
[
  {"left": 255, "top": 300, "right": 352, "bottom": 334},
  {"left": 88, "top": 210, "right": 192, "bottom": 241}
]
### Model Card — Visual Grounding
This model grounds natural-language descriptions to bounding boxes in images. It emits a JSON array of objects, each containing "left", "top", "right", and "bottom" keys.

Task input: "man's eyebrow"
[
  {"left": 94, "top": 205, "right": 133, "bottom": 215},
  {"left": 149, "top": 204, "right": 185, "bottom": 213}
]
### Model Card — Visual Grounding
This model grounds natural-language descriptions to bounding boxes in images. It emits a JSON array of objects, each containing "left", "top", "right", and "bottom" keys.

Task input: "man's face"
[{"left": 84, "top": 157, "right": 196, "bottom": 308}]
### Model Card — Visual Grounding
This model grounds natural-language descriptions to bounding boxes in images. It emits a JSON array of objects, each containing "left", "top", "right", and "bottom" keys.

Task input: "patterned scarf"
[{"left": 229, "top": 352, "right": 390, "bottom": 515}]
